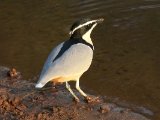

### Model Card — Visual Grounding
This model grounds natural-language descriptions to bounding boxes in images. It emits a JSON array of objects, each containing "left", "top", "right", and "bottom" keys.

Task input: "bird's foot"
[
  {"left": 73, "top": 97, "right": 80, "bottom": 103},
  {"left": 84, "top": 96, "right": 100, "bottom": 103}
]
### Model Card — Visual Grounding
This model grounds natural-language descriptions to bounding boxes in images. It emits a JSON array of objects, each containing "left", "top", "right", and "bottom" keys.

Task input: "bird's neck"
[
  {"left": 82, "top": 32, "right": 93, "bottom": 45},
  {"left": 70, "top": 33, "right": 93, "bottom": 45}
]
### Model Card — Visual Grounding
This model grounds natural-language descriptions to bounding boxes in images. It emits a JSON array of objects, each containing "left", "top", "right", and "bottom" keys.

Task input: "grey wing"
[
  {"left": 39, "top": 42, "right": 64, "bottom": 80},
  {"left": 41, "top": 43, "right": 93, "bottom": 81}
]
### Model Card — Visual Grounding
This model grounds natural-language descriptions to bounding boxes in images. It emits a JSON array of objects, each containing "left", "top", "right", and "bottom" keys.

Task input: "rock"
[
  {"left": 37, "top": 113, "right": 43, "bottom": 119},
  {"left": 99, "top": 103, "right": 111, "bottom": 113},
  {"left": 8, "top": 68, "right": 18, "bottom": 78},
  {"left": 0, "top": 99, "right": 3, "bottom": 105}
]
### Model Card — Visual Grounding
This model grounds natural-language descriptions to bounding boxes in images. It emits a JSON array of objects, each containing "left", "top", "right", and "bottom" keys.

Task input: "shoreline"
[{"left": 0, "top": 66, "right": 152, "bottom": 120}]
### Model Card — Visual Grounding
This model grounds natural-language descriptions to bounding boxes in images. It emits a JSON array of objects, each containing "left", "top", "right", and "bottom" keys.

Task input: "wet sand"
[{"left": 0, "top": 66, "right": 152, "bottom": 120}]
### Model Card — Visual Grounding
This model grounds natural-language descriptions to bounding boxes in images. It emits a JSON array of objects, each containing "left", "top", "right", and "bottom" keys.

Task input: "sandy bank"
[{"left": 0, "top": 66, "right": 152, "bottom": 120}]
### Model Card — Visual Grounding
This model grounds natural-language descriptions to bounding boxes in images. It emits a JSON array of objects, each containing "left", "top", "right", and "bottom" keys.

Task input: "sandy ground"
[{"left": 0, "top": 66, "right": 152, "bottom": 120}]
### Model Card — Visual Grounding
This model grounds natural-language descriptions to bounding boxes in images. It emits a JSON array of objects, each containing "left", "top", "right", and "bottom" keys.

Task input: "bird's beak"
[{"left": 95, "top": 18, "right": 104, "bottom": 24}]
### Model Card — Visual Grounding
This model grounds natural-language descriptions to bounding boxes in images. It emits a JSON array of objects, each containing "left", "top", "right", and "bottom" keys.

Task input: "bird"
[{"left": 35, "top": 18, "right": 104, "bottom": 102}]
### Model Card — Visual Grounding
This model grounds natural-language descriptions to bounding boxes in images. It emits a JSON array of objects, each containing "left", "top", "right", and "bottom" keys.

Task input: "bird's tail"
[
  {"left": 35, "top": 70, "right": 57, "bottom": 88},
  {"left": 35, "top": 82, "right": 44, "bottom": 88},
  {"left": 35, "top": 75, "right": 50, "bottom": 88}
]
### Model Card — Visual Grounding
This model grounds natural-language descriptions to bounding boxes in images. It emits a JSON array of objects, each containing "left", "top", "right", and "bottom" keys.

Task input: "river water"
[{"left": 0, "top": 0, "right": 160, "bottom": 119}]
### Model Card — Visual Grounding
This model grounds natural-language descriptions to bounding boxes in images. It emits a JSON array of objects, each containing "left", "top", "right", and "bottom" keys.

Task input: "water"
[{"left": 0, "top": 0, "right": 160, "bottom": 119}]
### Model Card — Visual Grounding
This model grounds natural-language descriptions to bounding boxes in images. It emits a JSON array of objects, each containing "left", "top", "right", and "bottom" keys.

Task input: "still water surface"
[{"left": 0, "top": 0, "right": 160, "bottom": 119}]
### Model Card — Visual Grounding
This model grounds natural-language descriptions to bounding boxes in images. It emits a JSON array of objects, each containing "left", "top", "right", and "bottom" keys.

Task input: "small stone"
[
  {"left": 4, "top": 101, "right": 9, "bottom": 106},
  {"left": 20, "top": 111, "right": 23, "bottom": 116},
  {"left": 0, "top": 99, "right": 3, "bottom": 105},
  {"left": 99, "top": 104, "right": 110, "bottom": 113},
  {"left": 3, "top": 101, "right": 11, "bottom": 111},
  {"left": 1, "top": 95, "right": 8, "bottom": 101},
  {"left": 8, "top": 68, "right": 18, "bottom": 78},
  {"left": 13, "top": 97, "right": 20, "bottom": 105},
  {"left": 81, "top": 105, "right": 86, "bottom": 109},
  {"left": 16, "top": 104, "right": 27, "bottom": 111},
  {"left": 85, "top": 96, "right": 100, "bottom": 103},
  {"left": 53, "top": 107, "right": 58, "bottom": 113},
  {"left": 8, "top": 96, "right": 14, "bottom": 104},
  {"left": 38, "top": 113, "right": 43, "bottom": 119}
]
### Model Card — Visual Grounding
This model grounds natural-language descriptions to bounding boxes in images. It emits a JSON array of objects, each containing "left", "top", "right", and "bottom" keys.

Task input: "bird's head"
[{"left": 69, "top": 18, "right": 104, "bottom": 39}]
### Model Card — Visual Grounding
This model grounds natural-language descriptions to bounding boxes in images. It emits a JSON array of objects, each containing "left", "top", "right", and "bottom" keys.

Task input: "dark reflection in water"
[{"left": 0, "top": 0, "right": 160, "bottom": 119}]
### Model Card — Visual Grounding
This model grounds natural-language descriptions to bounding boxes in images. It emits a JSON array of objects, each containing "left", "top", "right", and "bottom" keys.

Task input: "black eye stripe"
[
  {"left": 85, "top": 23, "right": 95, "bottom": 30},
  {"left": 87, "top": 22, "right": 95, "bottom": 27}
]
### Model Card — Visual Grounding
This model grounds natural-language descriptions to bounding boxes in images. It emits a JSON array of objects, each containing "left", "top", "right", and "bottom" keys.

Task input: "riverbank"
[{"left": 0, "top": 66, "right": 152, "bottom": 120}]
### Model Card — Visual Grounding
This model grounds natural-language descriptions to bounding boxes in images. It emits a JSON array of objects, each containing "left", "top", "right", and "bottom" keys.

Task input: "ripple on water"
[
  {"left": 68, "top": 0, "right": 160, "bottom": 18},
  {"left": 68, "top": 0, "right": 123, "bottom": 17}
]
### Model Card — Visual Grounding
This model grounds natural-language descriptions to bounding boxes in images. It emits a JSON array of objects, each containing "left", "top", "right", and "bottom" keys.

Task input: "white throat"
[{"left": 82, "top": 23, "right": 97, "bottom": 45}]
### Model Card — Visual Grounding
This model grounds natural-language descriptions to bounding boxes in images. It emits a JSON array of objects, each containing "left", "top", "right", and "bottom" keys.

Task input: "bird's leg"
[
  {"left": 76, "top": 80, "right": 99, "bottom": 103},
  {"left": 76, "top": 79, "right": 92, "bottom": 102},
  {"left": 66, "top": 82, "right": 80, "bottom": 102},
  {"left": 76, "top": 79, "right": 87, "bottom": 97}
]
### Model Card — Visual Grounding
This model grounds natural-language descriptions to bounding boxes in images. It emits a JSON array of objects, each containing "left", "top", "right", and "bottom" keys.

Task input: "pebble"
[{"left": 99, "top": 104, "right": 110, "bottom": 113}]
